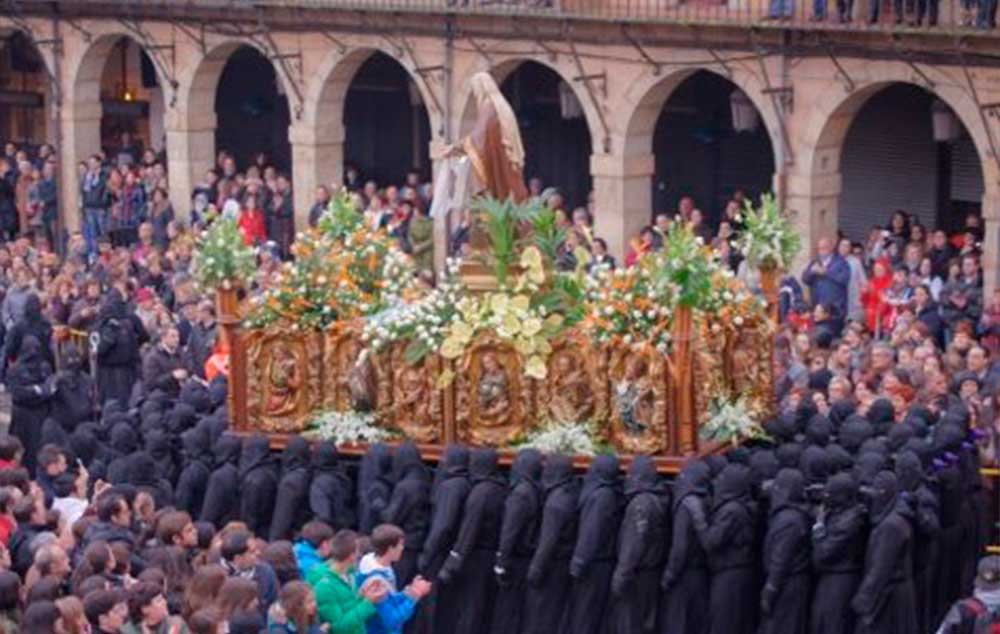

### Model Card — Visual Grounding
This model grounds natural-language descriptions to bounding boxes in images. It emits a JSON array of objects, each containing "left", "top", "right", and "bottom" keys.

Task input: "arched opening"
[
  {"left": 214, "top": 45, "right": 291, "bottom": 173},
  {"left": 837, "top": 83, "right": 984, "bottom": 240},
  {"left": 0, "top": 30, "right": 49, "bottom": 146},
  {"left": 95, "top": 37, "right": 164, "bottom": 163},
  {"left": 651, "top": 70, "right": 775, "bottom": 224},
  {"left": 343, "top": 51, "right": 431, "bottom": 187},
  {"left": 498, "top": 61, "right": 593, "bottom": 209}
]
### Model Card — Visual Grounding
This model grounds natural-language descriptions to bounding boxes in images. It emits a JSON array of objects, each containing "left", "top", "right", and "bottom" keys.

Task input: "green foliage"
[
  {"left": 476, "top": 196, "right": 523, "bottom": 285},
  {"left": 529, "top": 205, "right": 566, "bottom": 264},
  {"left": 316, "top": 190, "right": 364, "bottom": 241},
  {"left": 192, "top": 215, "right": 257, "bottom": 289},
  {"left": 653, "top": 222, "right": 715, "bottom": 309},
  {"left": 736, "top": 193, "right": 802, "bottom": 271}
]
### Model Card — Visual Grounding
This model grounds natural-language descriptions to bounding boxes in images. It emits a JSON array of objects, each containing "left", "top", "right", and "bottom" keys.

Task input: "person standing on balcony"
[{"left": 768, "top": 0, "right": 795, "bottom": 21}]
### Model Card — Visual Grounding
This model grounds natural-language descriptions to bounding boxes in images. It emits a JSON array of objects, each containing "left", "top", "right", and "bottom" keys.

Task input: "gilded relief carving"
[
  {"left": 541, "top": 334, "right": 607, "bottom": 425},
  {"left": 245, "top": 328, "right": 322, "bottom": 433},
  {"left": 455, "top": 334, "right": 533, "bottom": 446},
  {"left": 387, "top": 342, "right": 444, "bottom": 443},
  {"left": 607, "top": 345, "right": 670, "bottom": 454}
]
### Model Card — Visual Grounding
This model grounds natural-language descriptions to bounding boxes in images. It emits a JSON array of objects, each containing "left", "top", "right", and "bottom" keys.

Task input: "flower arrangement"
[
  {"left": 192, "top": 215, "right": 257, "bottom": 290},
  {"left": 735, "top": 193, "right": 801, "bottom": 271},
  {"left": 244, "top": 192, "right": 415, "bottom": 329},
  {"left": 651, "top": 222, "right": 717, "bottom": 310},
  {"left": 514, "top": 420, "right": 603, "bottom": 456},
  {"left": 305, "top": 410, "right": 396, "bottom": 446},
  {"left": 700, "top": 393, "right": 771, "bottom": 447},
  {"left": 582, "top": 260, "right": 674, "bottom": 352}
]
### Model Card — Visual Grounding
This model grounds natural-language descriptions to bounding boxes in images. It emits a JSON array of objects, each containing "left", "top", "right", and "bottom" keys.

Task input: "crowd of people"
[{"left": 0, "top": 131, "right": 996, "bottom": 633}]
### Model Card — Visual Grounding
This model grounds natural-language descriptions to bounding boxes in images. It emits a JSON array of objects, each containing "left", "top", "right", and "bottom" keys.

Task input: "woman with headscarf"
[
  {"left": 381, "top": 441, "right": 431, "bottom": 587},
  {"left": 6, "top": 335, "right": 53, "bottom": 474},
  {"left": 96, "top": 289, "right": 148, "bottom": 407},
  {"left": 567, "top": 454, "right": 623, "bottom": 634}
]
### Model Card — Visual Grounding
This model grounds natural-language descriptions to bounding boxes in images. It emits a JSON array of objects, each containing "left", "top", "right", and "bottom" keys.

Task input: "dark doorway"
[
  {"left": 500, "top": 61, "right": 593, "bottom": 210},
  {"left": 0, "top": 31, "right": 47, "bottom": 146},
  {"left": 344, "top": 52, "right": 431, "bottom": 187},
  {"left": 652, "top": 70, "right": 775, "bottom": 226},
  {"left": 214, "top": 45, "right": 291, "bottom": 173}
]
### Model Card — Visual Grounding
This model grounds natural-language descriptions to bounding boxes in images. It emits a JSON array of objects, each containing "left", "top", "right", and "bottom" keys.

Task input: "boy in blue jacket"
[
  {"left": 294, "top": 520, "right": 335, "bottom": 579},
  {"left": 355, "top": 524, "right": 432, "bottom": 634}
]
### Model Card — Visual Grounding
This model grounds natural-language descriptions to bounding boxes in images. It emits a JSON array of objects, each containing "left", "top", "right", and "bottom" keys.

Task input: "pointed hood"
[
  {"left": 828, "top": 399, "right": 856, "bottom": 428},
  {"left": 748, "top": 450, "right": 780, "bottom": 490},
  {"left": 128, "top": 451, "right": 160, "bottom": 488}
]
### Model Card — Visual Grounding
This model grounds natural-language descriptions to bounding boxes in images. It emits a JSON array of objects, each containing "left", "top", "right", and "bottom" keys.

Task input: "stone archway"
[{"left": 0, "top": 30, "right": 52, "bottom": 145}]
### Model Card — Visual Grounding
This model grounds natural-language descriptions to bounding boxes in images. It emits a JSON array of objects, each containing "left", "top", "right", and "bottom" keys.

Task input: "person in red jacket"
[
  {"left": 238, "top": 193, "right": 267, "bottom": 246},
  {"left": 860, "top": 257, "right": 893, "bottom": 335}
]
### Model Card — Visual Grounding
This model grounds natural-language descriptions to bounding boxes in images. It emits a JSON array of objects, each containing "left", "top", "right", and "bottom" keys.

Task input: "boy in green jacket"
[{"left": 307, "top": 529, "right": 389, "bottom": 634}]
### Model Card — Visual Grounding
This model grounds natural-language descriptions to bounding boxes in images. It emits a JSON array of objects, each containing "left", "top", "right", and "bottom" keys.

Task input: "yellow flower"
[
  {"left": 499, "top": 313, "right": 521, "bottom": 338},
  {"left": 510, "top": 294, "right": 531, "bottom": 314},
  {"left": 525, "top": 355, "right": 547, "bottom": 379},
  {"left": 436, "top": 368, "right": 455, "bottom": 388},
  {"left": 440, "top": 337, "right": 465, "bottom": 359},
  {"left": 521, "top": 317, "right": 543, "bottom": 337},
  {"left": 489, "top": 293, "right": 509, "bottom": 315},
  {"left": 449, "top": 321, "right": 474, "bottom": 345},
  {"left": 544, "top": 314, "right": 564, "bottom": 330},
  {"left": 520, "top": 246, "right": 545, "bottom": 285},
  {"left": 514, "top": 336, "right": 535, "bottom": 356},
  {"left": 535, "top": 338, "right": 552, "bottom": 356}
]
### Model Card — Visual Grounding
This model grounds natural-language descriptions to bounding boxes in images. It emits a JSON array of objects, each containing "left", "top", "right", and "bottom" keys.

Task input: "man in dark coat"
[
  {"left": 308, "top": 441, "right": 355, "bottom": 530},
  {"left": 3, "top": 293, "right": 54, "bottom": 375},
  {"left": 810, "top": 472, "right": 867, "bottom": 634},
  {"left": 50, "top": 343, "right": 95, "bottom": 431},
  {"left": 759, "top": 468, "right": 812, "bottom": 634},
  {"left": 6, "top": 336, "right": 53, "bottom": 474},
  {"left": 437, "top": 448, "right": 507, "bottom": 634},
  {"left": 660, "top": 459, "right": 711, "bottom": 634},
  {"left": 142, "top": 325, "right": 187, "bottom": 400},
  {"left": 268, "top": 436, "right": 312, "bottom": 541},
  {"left": 689, "top": 463, "right": 759, "bottom": 634},
  {"left": 199, "top": 435, "right": 242, "bottom": 528},
  {"left": 611, "top": 455, "right": 668, "bottom": 634},
  {"left": 417, "top": 444, "right": 470, "bottom": 634},
  {"left": 851, "top": 471, "right": 918, "bottom": 634},
  {"left": 381, "top": 441, "right": 430, "bottom": 587},
  {"left": 96, "top": 290, "right": 148, "bottom": 407},
  {"left": 895, "top": 450, "right": 940, "bottom": 633},
  {"left": 238, "top": 435, "right": 278, "bottom": 538},
  {"left": 567, "top": 454, "right": 623, "bottom": 634},
  {"left": 490, "top": 448, "right": 543, "bottom": 634},
  {"left": 357, "top": 442, "right": 393, "bottom": 535},
  {"left": 175, "top": 425, "right": 214, "bottom": 518}
]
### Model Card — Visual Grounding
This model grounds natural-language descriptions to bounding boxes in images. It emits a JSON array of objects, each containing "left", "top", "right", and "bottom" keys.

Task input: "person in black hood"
[
  {"left": 3, "top": 293, "right": 54, "bottom": 376},
  {"left": 382, "top": 441, "right": 430, "bottom": 587},
  {"left": 490, "top": 448, "right": 543, "bottom": 634},
  {"left": 6, "top": 335, "right": 53, "bottom": 474},
  {"left": 825, "top": 443, "right": 854, "bottom": 475},
  {"left": 810, "top": 471, "right": 867, "bottom": 634},
  {"left": 175, "top": 425, "right": 213, "bottom": 518},
  {"left": 417, "top": 444, "right": 470, "bottom": 634},
  {"left": 851, "top": 471, "right": 918, "bottom": 634},
  {"left": 828, "top": 399, "right": 856, "bottom": 429},
  {"left": 199, "top": 434, "right": 242, "bottom": 527},
  {"left": 238, "top": 435, "right": 277, "bottom": 537},
  {"left": 759, "top": 468, "right": 812, "bottom": 634},
  {"left": 776, "top": 442, "right": 804, "bottom": 470},
  {"left": 805, "top": 415, "right": 832, "bottom": 447},
  {"left": 610, "top": 455, "right": 668, "bottom": 634},
  {"left": 895, "top": 450, "right": 940, "bottom": 634},
  {"left": 71, "top": 424, "right": 102, "bottom": 474},
  {"left": 268, "top": 436, "right": 312, "bottom": 541},
  {"left": 660, "top": 459, "right": 711, "bottom": 634},
  {"left": 523, "top": 454, "right": 578, "bottom": 634},
  {"left": 854, "top": 452, "right": 888, "bottom": 487},
  {"left": 308, "top": 441, "right": 354, "bottom": 531},
  {"left": 165, "top": 402, "right": 198, "bottom": 437},
  {"left": 50, "top": 343, "right": 95, "bottom": 430},
  {"left": 748, "top": 450, "right": 780, "bottom": 494},
  {"left": 357, "top": 442, "right": 393, "bottom": 535},
  {"left": 839, "top": 416, "right": 874, "bottom": 454},
  {"left": 179, "top": 380, "right": 213, "bottom": 414},
  {"left": 144, "top": 428, "right": 177, "bottom": 484},
  {"left": 886, "top": 423, "right": 915, "bottom": 453},
  {"left": 128, "top": 451, "right": 174, "bottom": 508},
  {"left": 800, "top": 445, "right": 831, "bottom": 506},
  {"left": 95, "top": 289, "right": 148, "bottom": 407},
  {"left": 567, "top": 454, "right": 623, "bottom": 634},
  {"left": 688, "top": 463, "right": 759, "bottom": 634},
  {"left": 105, "top": 422, "right": 139, "bottom": 485},
  {"left": 866, "top": 398, "right": 896, "bottom": 436},
  {"left": 438, "top": 448, "right": 507, "bottom": 634},
  {"left": 933, "top": 422, "right": 967, "bottom": 623}
]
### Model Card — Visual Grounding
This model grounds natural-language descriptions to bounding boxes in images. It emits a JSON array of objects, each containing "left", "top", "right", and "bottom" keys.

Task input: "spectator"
[
  {"left": 802, "top": 237, "right": 850, "bottom": 320},
  {"left": 307, "top": 529, "right": 386, "bottom": 633}
]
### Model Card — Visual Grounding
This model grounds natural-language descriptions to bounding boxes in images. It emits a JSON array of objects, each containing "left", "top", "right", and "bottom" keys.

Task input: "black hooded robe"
[
  {"left": 239, "top": 435, "right": 278, "bottom": 538},
  {"left": 611, "top": 455, "right": 669, "bottom": 634},
  {"left": 810, "top": 473, "right": 867, "bottom": 634},
  {"left": 175, "top": 425, "right": 214, "bottom": 518},
  {"left": 357, "top": 443, "right": 394, "bottom": 535},
  {"left": 382, "top": 442, "right": 430, "bottom": 587},
  {"left": 895, "top": 451, "right": 941, "bottom": 634},
  {"left": 3, "top": 294, "right": 54, "bottom": 376},
  {"left": 567, "top": 454, "right": 623, "bottom": 634},
  {"left": 7, "top": 336, "right": 53, "bottom": 474},
  {"left": 199, "top": 435, "right": 242, "bottom": 528},
  {"left": 269, "top": 437, "right": 312, "bottom": 541},
  {"left": 759, "top": 469, "right": 812, "bottom": 634},
  {"left": 96, "top": 291, "right": 148, "bottom": 407},
  {"left": 50, "top": 344, "right": 95, "bottom": 430},
  {"left": 489, "top": 449, "right": 543, "bottom": 634},
  {"left": 437, "top": 448, "right": 507, "bottom": 634},
  {"left": 659, "top": 460, "right": 711, "bottom": 634},
  {"left": 128, "top": 451, "right": 174, "bottom": 509},
  {"left": 308, "top": 441, "right": 355, "bottom": 530},
  {"left": 106, "top": 422, "right": 140, "bottom": 485}
]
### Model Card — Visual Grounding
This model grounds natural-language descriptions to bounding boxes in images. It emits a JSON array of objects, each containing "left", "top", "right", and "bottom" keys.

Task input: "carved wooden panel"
[
  {"left": 607, "top": 344, "right": 671, "bottom": 454},
  {"left": 245, "top": 328, "right": 323, "bottom": 433},
  {"left": 385, "top": 341, "right": 445, "bottom": 443},
  {"left": 693, "top": 317, "right": 729, "bottom": 426},
  {"left": 455, "top": 333, "right": 534, "bottom": 447},
  {"left": 540, "top": 332, "right": 608, "bottom": 426},
  {"left": 322, "top": 323, "right": 379, "bottom": 413},
  {"left": 725, "top": 316, "right": 774, "bottom": 416}
]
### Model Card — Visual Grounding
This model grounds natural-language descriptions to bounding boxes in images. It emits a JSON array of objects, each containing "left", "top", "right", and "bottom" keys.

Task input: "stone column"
[
  {"left": 590, "top": 152, "right": 655, "bottom": 261},
  {"left": 290, "top": 122, "right": 343, "bottom": 232},
  {"left": 164, "top": 108, "right": 216, "bottom": 224},
  {"left": 982, "top": 190, "right": 1000, "bottom": 298},
  {"left": 780, "top": 167, "right": 840, "bottom": 274},
  {"left": 59, "top": 99, "right": 103, "bottom": 232}
]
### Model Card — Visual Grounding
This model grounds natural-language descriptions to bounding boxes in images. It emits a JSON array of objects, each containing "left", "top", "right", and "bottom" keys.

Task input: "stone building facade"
[{"left": 2, "top": 0, "right": 1000, "bottom": 293}]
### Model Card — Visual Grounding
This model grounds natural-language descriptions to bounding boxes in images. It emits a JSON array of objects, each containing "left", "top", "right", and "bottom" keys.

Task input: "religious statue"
[
  {"left": 265, "top": 343, "right": 301, "bottom": 416},
  {"left": 548, "top": 353, "right": 594, "bottom": 423},
  {"left": 477, "top": 352, "right": 511, "bottom": 421},
  {"left": 348, "top": 348, "right": 377, "bottom": 412},
  {"left": 395, "top": 364, "right": 429, "bottom": 425},
  {"left": 615, "top": 355, "right": 653, "bottom": 435}
]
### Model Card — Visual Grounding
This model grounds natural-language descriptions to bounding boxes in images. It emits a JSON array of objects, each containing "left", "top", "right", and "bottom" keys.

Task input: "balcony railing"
[{"left": 11, "top": 0, "right": 998, "bottom": 33}]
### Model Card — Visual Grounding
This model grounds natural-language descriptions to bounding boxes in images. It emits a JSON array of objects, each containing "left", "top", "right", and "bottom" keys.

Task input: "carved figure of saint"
[
  {"left": 265, "top": 343, "right": 300, "bottom": 416},
  {"left": 348, "top": 348, "right": 376, "bottom": 412},
  {"left": 477, "top": 352, "right": 510, "bottom": 421},
  {"left": 395, "top": 365, "right": 429, "bottom": 424},
  {"left": 615, "top": 355, "right": 653, "bottom": 435},
  {"left": 549, "top": 353, "right": 593, "bottom": 423}
]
